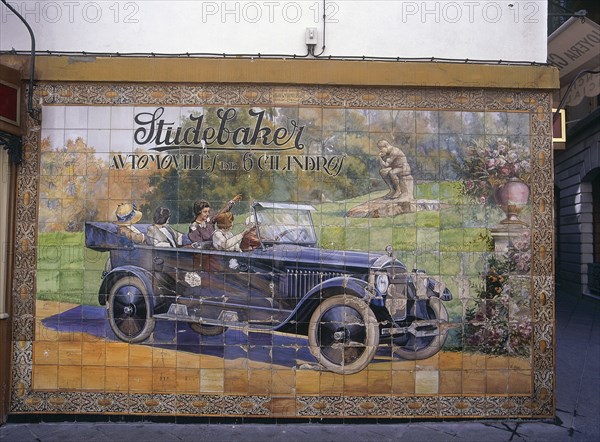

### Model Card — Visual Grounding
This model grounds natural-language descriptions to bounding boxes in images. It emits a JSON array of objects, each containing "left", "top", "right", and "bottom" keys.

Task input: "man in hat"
[{"left": 114, "top": 202, "right": 145, "bottom": 243}]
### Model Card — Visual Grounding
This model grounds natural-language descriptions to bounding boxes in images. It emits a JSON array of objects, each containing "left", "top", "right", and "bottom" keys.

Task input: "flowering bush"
[
  {"left": 508, "top": 230, "right": 531, "bottom": 273},
  {"left": 463, "top": 253, "right": 532, "bottom": 357},
  {"left": 457, "top": 137, "right": 531, "bottom": 203}
]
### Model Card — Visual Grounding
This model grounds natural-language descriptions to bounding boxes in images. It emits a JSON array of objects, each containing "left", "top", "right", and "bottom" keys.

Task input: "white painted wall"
[{"left": 1, "top": 1, "right": 548, "bottom": 62}]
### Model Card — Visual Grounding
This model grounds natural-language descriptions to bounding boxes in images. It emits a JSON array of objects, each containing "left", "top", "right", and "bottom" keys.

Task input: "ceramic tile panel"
[{"left": 11, "top": 83, "right": 553, "bottom": 418}]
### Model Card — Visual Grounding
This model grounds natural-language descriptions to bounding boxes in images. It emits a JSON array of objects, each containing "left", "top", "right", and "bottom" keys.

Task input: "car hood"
[{"left": 255, "top": 244, "right": 406, "bottom": 272}]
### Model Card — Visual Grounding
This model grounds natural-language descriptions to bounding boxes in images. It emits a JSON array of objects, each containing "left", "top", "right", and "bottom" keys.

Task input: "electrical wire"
[
  {"left": 0, "top": 49, "right": 545, "bottom": 66},
  {"left": 553, "top": 69, "right": 600, "bottom": 121},
  {"left": 313, "top": 0, "right": 327, "bottom": 57},
  {"left": 0, "top": 0, "right": 36, "bottom": 118}
]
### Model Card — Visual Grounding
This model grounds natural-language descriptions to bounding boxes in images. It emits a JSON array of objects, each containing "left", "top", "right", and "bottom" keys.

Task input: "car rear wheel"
[
  {"left": 188, "top": 323, "right": 227, "bottom": 336},
  {"left": 393, "top": 297, "right": 448, "bottom": 360},
  {"left": 308, "top": 294, "right": 379, "bottom": 374},
  {"left": 108, "top": 276, "right": 155, "bottom": 343}
]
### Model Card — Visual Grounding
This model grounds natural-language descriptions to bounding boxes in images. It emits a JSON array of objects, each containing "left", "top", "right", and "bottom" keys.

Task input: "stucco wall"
[{"left": 1, "top": 1, "right": 548, "bottom": 62}]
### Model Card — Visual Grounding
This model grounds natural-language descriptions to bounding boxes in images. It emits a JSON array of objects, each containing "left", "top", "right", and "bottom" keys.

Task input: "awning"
[{"left": 548, "top": 16, "right": 600, "bottom": 107}]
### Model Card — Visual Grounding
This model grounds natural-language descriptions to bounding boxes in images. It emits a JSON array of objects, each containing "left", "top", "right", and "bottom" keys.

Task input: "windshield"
[{"left": 254, "top": 208, "right": 317, "bottom": 245}]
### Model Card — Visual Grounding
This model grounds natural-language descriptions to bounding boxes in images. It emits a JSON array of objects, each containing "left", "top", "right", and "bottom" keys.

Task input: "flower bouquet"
[{"left": 457, "top": 137, "right": 531, "bottom": 204}]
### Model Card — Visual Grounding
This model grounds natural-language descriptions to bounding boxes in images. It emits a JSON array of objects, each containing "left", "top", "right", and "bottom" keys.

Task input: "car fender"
[
  {"left": 98, "top": 265, "right": 154, "bottom": 306},
  {"left": 274, "top": 276, "right": 382, "bottom": 335}
]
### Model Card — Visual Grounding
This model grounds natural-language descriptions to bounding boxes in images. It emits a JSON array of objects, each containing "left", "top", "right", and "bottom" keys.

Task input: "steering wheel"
[{"left": 274, "top": 227, "right": 309, "bottom": 242}]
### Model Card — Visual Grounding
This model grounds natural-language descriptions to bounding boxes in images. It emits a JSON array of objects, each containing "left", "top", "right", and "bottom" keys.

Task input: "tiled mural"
[{"left": 11, "top": 84, "right": 554, "bottom": 418}]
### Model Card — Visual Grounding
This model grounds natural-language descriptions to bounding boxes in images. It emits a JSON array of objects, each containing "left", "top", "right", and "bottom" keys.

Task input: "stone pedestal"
[{"left": 490, "top": 224, "right": 529, "bottom": 253}]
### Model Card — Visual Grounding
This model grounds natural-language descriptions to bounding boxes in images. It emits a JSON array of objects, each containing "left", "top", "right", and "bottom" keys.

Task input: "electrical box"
[{"left": 305, "top": 27, "right": 318, "bottom": 45}]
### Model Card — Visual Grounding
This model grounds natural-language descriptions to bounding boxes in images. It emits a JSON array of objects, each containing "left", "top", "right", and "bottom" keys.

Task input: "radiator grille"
[{"left": 285, "top": 269, "right": 347, "bottom": 299}]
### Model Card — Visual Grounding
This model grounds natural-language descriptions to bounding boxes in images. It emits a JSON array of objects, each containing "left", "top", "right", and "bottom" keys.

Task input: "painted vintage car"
[{"left": 85, "top": 202, "right": 452, "bottom": 374}]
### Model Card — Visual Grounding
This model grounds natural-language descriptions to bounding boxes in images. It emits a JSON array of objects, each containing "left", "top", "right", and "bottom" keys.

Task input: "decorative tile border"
[{"left": 10, "top": 82, "right": 554, "bottom": 418}]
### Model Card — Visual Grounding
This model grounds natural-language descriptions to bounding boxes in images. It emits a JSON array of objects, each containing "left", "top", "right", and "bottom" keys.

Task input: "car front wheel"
[
  {"left": 108, "top": 276, "right": 155, "bottom": 343},
  {"left": 308, "top": 294, "right": 379, "bottom": 375}
]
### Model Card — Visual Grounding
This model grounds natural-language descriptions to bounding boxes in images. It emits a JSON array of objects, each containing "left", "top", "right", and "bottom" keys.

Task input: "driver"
[{"left": 240, "top": 214, "right": 260, "bottom": 251}]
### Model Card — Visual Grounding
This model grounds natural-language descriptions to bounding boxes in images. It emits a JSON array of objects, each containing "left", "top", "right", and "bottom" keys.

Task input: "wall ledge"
[{"left": 0, "top": 55, "right": 559, "bottom": 89}]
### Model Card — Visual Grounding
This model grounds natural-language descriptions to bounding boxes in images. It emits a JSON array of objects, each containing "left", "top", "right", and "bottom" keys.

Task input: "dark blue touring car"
[{"left": 85, "top": 202, "right": 452, "bottom": 374}]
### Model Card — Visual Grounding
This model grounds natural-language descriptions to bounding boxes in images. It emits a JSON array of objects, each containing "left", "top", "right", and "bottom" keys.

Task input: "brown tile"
[
  {"left": 343, "top": 371, "right": 368, "bottom": 395},
  {"left": 82, "top": 341, "right": 105, "bottom": 366},
  {"left": 439, "top": 370, "right": 462, "bottom": 394},
  {"left": 295, "top": 370, "right": 320, "bottom": 395},
  {"left": 152, "top": 347, "right": 177, "bottom": 368},
  {"left": 391, "top": 360, "right": 416, "bottom": 371},
  {"left": 200, "top": 354, "right": 225, "bottom": 369},
  {"left": 367, "top": 359, "right": 393, "bottom": 371},
  {"left": 58, "top": 341, "right": 82, "bottom": 366},
  {"left": 486, "top": 369, "right": 509, "bottom": 394},
  {"left": 248, "top": 369, "right": 271, "bottom": 395},
  {"left": 318, "top": 372, "right": 344, "bottom": 395},
  {"left": 224, "top": 369, "right": 249, "bottom": 394},
  {"left": 368, "top": 369, "right": 392, "bottom": 395},
  {"left": 509, "top": 355, "right": 532, "bottom": 370},
  {"left": 416, "top": 354, "right": 440, "bottom": 370},
  {"left": 486, "top": 355, "right": 508, "bottom": 369},
  {"left": 128, "top": 345, "right": 153, "bottom": 367},
  {"left": 266, "top": 397, "right": 297, "bottom": 417},
  {"left": 224, "top": 357, "right": 248, "bottom": 370},
  {"left": 271, "top": 369, "right": 296, "bottom": 395},
  {"left": 176, "top": 353, "right": 201, "bottom": 370},
  {"left": 177, "top": 368, "right": 201, "bottom": 393},
  {"left": 507, "top": 369, "right": 532, "bottom": 394},
  {"left": 392, "top": 370, "right": 415, "bottom": 394},
  {"left": 462, "top": 369, "right": 486, "bottom": 394},
  {"left": 105, "top": 367, "right": 129, "bottom": 392},
  {"left": 439, "top": 352, "right": 462, "bottom": 370},
  {"left": 81, "top": 366, "right": 105, "bottom": 391},
  {"left": 58, "top": 365, "right": 82, "bottom": 389},
  {"left": 40, "top": 328, "right": 61, "bottom": 342},
  {"left": 462, "top": 353, "right": 486, "bottom": 370},
  {"left": 33, "top": 341, "right": 59, "bottom": 365},
  {"left": 105, "top": 342, "right": 129, "bottom": 367},
  {"left": 129, "top": 367, "right": 153, "bottom": 392},
  {"left": 81, "top": 332, "right": 103, "bottom": 342},
  {"left": 32, "top": 365, "right": 58, "bottom": 390},
  {"left": 153, "top": 368, "right": 178, "bottom": 393}
]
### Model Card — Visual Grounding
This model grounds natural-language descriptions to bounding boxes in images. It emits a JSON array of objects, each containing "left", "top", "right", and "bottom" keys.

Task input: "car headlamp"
[{"left": 375, "top": 273, "right": 390, "bottom": 294}]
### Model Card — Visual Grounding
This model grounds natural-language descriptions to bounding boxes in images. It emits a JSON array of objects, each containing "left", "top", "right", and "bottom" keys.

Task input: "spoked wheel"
[
  {"left": 393, "top": 297, "right": 449, "bottom": 360},
  {"left": 108, "top": 276, "right": 155, "bottom": 343},
  {"left": 308, "top": 294, "right": 379, "bottom": 374},
  {"left": 188, "top": 323, "right": 227, "bottom": 336}
]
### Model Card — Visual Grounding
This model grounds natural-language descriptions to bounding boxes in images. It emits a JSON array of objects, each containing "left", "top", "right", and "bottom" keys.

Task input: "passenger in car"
[
  {"left": 213, "top": 211, "right": 255, "bottom": 252},
  {"left": 114, "top": 202, "right": 145, "bottom": 244},
  {"left": 146, "top": 207, "right": 186, "bottom": 247},
  {"left": 188, "top": 194, "right": 242, "bottom": 248}
]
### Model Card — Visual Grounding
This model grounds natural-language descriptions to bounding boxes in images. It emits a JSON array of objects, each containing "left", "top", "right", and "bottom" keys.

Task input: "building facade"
[
  {"left": 549, "top": 8, "right": 600, "bottom": 299},
  {"left": 1, "top": 1, "right": 557, "bottom": 422}
]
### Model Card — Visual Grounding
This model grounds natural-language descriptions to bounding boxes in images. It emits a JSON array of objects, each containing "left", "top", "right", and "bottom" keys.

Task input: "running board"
[{"left": 153, "top": 304, "right": 273, "bottom": 331}]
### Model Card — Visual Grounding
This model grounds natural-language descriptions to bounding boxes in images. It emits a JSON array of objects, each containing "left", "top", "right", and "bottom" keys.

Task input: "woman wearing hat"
[{"left": 114, "top": 202, "right": 145, "bottom": 244}]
